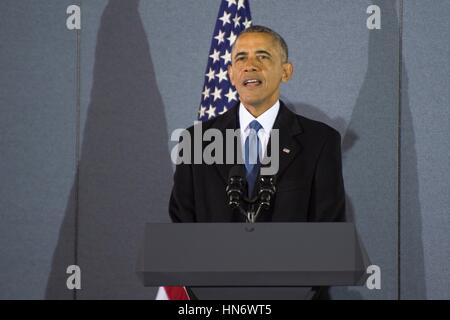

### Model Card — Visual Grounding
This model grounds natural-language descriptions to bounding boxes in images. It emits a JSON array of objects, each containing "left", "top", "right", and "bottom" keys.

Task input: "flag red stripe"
[{"left": 164, "top": 286, "right": 190, "bottom": 300}]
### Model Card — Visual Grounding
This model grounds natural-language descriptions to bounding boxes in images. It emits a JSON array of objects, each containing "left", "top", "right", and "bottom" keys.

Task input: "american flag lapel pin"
[{"left": 282, "top": 148, "right": 290, "bottom": 154}]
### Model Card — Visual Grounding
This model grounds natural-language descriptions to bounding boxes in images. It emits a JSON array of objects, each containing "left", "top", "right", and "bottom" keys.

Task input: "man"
[{"left": 169, "top": 25, "right": 345, "bottom": 223}]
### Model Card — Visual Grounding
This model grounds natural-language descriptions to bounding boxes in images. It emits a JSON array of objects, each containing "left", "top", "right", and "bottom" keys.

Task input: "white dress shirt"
[{"left": 239, "top": 100, "right": 280, "bottom": 159}]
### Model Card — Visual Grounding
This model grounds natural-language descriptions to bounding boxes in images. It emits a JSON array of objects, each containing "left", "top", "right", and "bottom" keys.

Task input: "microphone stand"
[
  {"left": 242, "top": 176, "right": 277, "bottom": 223},
  {"left": 242, "top": 195, "right": 259, "bottom": 223}
]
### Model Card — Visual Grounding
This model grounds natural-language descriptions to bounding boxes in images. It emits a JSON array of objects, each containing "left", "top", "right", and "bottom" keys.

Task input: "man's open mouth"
[{"left": 243, "top": 79, "right": 262, "bottom": 87}]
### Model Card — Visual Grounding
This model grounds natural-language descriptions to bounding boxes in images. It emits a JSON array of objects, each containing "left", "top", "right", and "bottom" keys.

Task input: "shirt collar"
[{"left": 239, "top": 100, "right": 280, "bottom": 133}]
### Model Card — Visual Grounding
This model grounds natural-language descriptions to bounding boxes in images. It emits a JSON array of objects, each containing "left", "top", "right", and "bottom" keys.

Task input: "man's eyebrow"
[
  {"left": 233, "top": 50, "right": 272, "bottom": 59},
  {"left": 255, "top": 50, "right": 272, "bottom": 56},
  {"left": 234, "top": 51, "right": 248, "bottom": 59}
]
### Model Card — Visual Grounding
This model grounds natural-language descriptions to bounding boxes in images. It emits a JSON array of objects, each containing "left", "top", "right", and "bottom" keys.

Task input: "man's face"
[{"left": 228, "top": 32, "right": 293, "bottom": 111}]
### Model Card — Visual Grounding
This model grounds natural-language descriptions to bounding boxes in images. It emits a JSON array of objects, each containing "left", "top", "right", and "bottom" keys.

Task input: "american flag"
[
  {"left": 157, "top": 0, "right": 252, "bottom": 301},
  {"left": 198, "top": 0, "right": 252, "bottom": 121}
]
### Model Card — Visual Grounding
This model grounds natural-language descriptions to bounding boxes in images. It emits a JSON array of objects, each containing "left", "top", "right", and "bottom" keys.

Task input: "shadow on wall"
[
  {"left": 46, "top": 0, "right": 172, "bottom": 299},
  {"left": 400, "top": 50, "right": 426, "bottom": 299},
  {"left": 344, "top": 0, "right": 426, "bottom": 299},
  {"left": 286, "top": 0, "right": 425, "bottom": 299}
]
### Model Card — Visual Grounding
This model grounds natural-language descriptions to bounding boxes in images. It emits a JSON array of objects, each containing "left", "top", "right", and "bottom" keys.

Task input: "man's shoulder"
[
  {"left": 281, "top": 105, "right": 340, "bottom": 144},
  {"left": 296, "top": 113, "right": 341, "bottom": 138},
  {"left": 184, "top": 108, "right": 236, "bottom": 133},
  {"left": 278, "top": 103, "right": 341, "bottom": 143}
]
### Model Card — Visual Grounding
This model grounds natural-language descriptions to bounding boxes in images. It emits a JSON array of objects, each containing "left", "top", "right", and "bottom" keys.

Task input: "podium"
[{"left": 137, "top": 223, "right": 370, "bottom": 300}]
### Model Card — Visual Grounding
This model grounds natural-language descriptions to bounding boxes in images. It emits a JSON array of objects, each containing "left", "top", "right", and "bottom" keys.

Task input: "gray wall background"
[{"left": 0, "top": 0, "right": 448, "bottom": 299}]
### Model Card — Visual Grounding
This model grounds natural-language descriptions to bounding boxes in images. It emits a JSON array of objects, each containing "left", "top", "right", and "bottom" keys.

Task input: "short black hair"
[{"left": 234, "top": 25, "right": 289, "bottom": 62}]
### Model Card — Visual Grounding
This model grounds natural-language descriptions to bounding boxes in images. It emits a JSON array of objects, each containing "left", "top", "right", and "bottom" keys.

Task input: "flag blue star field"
[{"left": 197, "top": 0, "right": 252, "bottom": 121}]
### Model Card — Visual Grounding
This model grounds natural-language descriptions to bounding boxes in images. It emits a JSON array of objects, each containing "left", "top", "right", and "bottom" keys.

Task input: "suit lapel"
[
  {"left": 212, "top": 103, "right": 243, "bottom": 183},
  {"left": 263, "top": 102, "right": 303, "bottom": 180}
]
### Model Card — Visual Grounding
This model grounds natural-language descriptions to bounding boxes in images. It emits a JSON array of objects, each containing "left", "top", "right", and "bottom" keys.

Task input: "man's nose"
[{"left": 243, "top": 57, "right": 259, "bottom": 72}]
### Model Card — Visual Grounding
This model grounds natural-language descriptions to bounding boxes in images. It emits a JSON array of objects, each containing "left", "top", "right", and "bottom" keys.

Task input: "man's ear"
[
  {"left": 281, "top": 62, "right": 293, "bottom": 82},
  {"left": 227, "top": 64, "right": 235, "bottom": 86}
]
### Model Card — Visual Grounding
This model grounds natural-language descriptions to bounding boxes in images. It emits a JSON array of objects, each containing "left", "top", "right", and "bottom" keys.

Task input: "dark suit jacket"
[{"left": 169, "top": 101, "right": 345, "bottom": 223}]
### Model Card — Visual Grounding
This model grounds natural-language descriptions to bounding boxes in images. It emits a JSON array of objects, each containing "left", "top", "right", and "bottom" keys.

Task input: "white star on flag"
[
  {"left": 211, "top": 87, "right": 222, "bottom": 101},
  {"left": 233, "top": 14, "right": 241, "bottom": 28},
  {"left": 225, "top": 88, "right": 237, "bottom": 103},
  {"left": 219, "top": 11, "right": 231, "bottom": 26},
  {"left": 209, "top": 49, "right": 220, "bottom": 63},
  {"left": 243, "top": 17, "right": 252, "bottom": 29},
  {"left": 221, "top": 50, "right": 232, "bottom": 65},
  {"left": 214, "top": 30, "right": 226, "bottom": 44},
  {"left": 226, "top": 0, "right": 237, "bottom": 8},
  {"left": 202, "top": 86, "right": 210, "bottom": 100},
  {"left": 215, "top": 68, "right": 228, "bottom": 83},
  {"left": 205, "top": 68, "right": 215, "bottom": 82},
  {"left": 206, "top": 105, "right": 216, "bottom": 119},
  {"left": 237, "top": 0, "right": 245, "bottom": 10},
  {"left": 198, "top": 105, "right": 207, "bottom": 118},
  {"left": 227, "top": 31, "right": 237, "bottom": 46},
  {"left": 219, "top": 106, "right": 228, "bottom": 115}
]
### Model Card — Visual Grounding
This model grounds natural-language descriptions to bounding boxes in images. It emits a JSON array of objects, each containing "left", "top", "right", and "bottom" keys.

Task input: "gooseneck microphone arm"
[{"left": 226, "top": 166, "right": 277, "bottom": 223}]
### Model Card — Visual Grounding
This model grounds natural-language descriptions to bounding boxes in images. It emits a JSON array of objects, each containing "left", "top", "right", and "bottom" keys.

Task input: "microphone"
[
  {"left": 257, "top": 175, "right": 277, "bottom": 209},
  {"left": 249, "top": 175, "right": 276, "bottom": 222},
  {"left": 226, "top": 166, "right": 247, "bottom": 209}
]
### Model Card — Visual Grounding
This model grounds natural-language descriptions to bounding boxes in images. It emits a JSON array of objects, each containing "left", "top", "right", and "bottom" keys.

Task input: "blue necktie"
[{"left": 244, "top": 120, "right": 263, "bottom": 197}]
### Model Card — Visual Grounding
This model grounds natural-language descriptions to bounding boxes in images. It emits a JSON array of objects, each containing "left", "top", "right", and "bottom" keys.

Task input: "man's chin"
[
  {"left": 240, "top": 98, "right": 273, "bottom": 110},
  {"left": 239, "top": 96, "right": 264, "bottom": 107}
]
